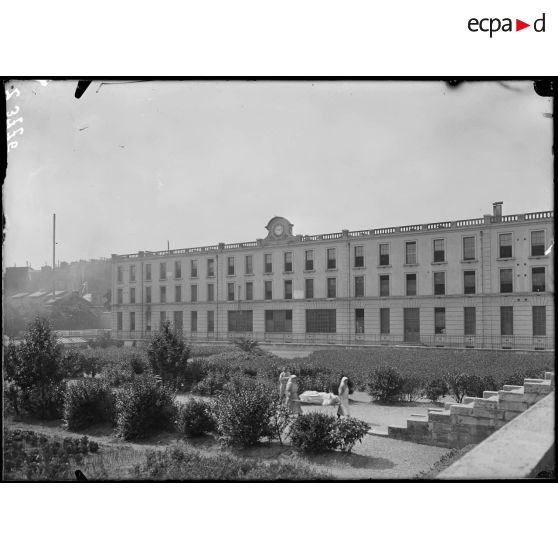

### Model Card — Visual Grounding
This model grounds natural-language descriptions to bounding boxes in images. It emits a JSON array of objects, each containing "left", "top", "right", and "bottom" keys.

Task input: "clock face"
[{"left": 273, "top": 223, "right": 284, "bottom": 237}]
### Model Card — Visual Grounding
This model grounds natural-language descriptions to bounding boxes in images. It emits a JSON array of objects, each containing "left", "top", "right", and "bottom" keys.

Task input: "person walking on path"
[
  {"left": 285, "top": 375, "right": 302, "bottom": 415},
  {"left": 278, "top": 368, "right": 290, "bottom": 403},
  {"left": 337, "top": 376, "right": 350, "bottom": 417}
]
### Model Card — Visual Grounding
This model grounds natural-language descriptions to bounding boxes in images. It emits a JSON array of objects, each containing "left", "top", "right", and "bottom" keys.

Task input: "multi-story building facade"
[{"left": 111, "top": 203, "right": 554, "bottom": 350}]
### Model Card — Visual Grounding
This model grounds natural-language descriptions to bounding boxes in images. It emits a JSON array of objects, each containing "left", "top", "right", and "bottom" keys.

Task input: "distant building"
[{"left": 111, "top": 203, "right": 554, "bottom": 350}]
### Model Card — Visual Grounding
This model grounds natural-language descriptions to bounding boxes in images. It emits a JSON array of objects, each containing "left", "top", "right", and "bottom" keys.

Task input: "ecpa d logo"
[{"left": 468, "top": 13, "right": 546, "bottom": 37}]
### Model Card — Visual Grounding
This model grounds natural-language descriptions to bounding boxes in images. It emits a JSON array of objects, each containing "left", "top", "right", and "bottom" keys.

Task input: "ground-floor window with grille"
[
  {"left": 265, "top": 310, "right": 292, "bottom": 333},
  {"left": 191, "top": 311, "right": 197, "bottom": 333},
  {"left": 207, "top": 310, "right": 215, "bottom": 333},
  {"left": 129, "top": 312, "right": 135, "bottom": 331},
  {"left": 380, "top": 308, "right": 390, "bottom": 334},
  {"left": 434, "top": 307, "right": 445, "bottom": 334},
  {"left": 228, "top": 310, "right": 253, "bottom": 332},
  {"left": 532, "top": 267, "right": 545, "bottom": 292},
  {"left": 174, "top": 311, "right": 183, "bottom": 333},
  {"left": 500, "top": 306, "right": 513, "bottom": 335},
  {"left": 306, "top": 309, "right": 336, "bottom": 333},
  {"left": 464, "top": 307, "right": 476, "bottom": 335},
  {"left": 355, "top": 308, "right": 364, "bottom": 334},
  {"left": 117, "top": 312, "right": 123, "bottom": 331},
  {"left": 532, "top": 306, "right": 546, "bottom": 336}
]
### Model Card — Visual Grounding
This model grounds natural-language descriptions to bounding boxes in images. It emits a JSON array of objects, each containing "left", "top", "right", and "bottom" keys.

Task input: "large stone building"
[{"left": 111, "top": 203, "right": 554, "bottom": 350}]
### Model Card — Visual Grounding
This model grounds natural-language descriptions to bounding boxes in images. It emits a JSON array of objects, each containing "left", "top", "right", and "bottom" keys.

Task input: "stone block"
[
  {"left": 523, "top": 392, "right": 544, "bottom": 405},
  {"left": 498, "top": 391, "right": 526, "bottom": 402},
  {"left": 432, "top": 421, "right": 452, "bottom": 433},
  {"left": 429, "top": 411, "right": 451, "bottom": 422},
  {"left": 472, "top": 397, "right": 498, "bottom": 409},
  {"left": 524, "top": 382, "right": 552, "bottom": 394},
  {"left": 450, "top": 404, "right": 474, "bottom": 416},
  {"left": 502, "top": 385, "right": 523, "bottom": 391},
  {"left": 499, "top": 401, "right": 529, "bottom": 413},
  {"left": 483, "top": 391, "right": 499, "bottom": 399},
  {"left": 454, "top": 415, "right": 493, "bottom": 427},
  {"left": 544, "top": 371, "right": 555, "bottom": 385},
  {"left": 472, "top": 407, "right": 498, "bottom": 419},
  {"left": 463, "top": 396, "right": 476, "bottom": 404},
  {"left": 504, "top": 410, "right": 521, "bottom": 421}
]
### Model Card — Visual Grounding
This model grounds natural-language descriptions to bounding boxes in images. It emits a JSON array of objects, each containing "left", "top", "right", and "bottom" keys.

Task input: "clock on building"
[
  {"left": 265, "top": 217, "right": 294, "bottom": 242},
  {"left": 273, "top": 223, "right": 284, "bottom": 237}
]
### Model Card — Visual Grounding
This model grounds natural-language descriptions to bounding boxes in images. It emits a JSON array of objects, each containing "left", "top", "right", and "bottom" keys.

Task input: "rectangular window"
[
  {"left": 145, "top": 311, "right": 151, "bottom": 332},
  {"left": 531, "top": 230, "right": 545, "bottom": 257},
  {"left": 354, "top": 246, "right": 364, "bottom": 268},
  {"left": 354, "top": 276, "right": 365, "bottom": 297},
  {"left": 434, "top": 272, "right": 445, "bottom": 295},
  {"left": 207, "top": 283, "right": 214, "bottom": 302},
  {"left": 463, "top": 236, "right": 475, "bottom": 261},
  {"left": 405, "top": 241, "right": 417, "bottom": 265},
  {"left": 207, "top": 310, "right": 215, "bottom": 333},
  {"left": 160, "top": 311, "right": 166, "bottom": 326},
  {"left": 284, "top": 280, "right": 293, "bottom": 300},
  {"left": 327, "top": 248, "right": 336, "bottom": 269},
  {"left": 117, "top": 288, "right": 123, "bottom": 305},
  {"left": 379, "top": 244, "right": 390, "bottom": 266},
  {"left": 130, "top": 287, "right": 136, "bottom": 304},
  {"left": 173, "top": 311, "right": 183, "bottom": 333},
  {"left": 130, "top": 265, "right": 136, "bottom": 282},
  {"left": 500, "top": 269, "right": 513, "bottom": 293},
  {"left": 145, "top": 264, "right": 152, "bottom": 281},
  {"left": 406, "top": 274, "right": 417, "bottom": 296},
  {"left": 175, "top": 285, "right": 182, "bottom": 303},
  {"left": 245, "top": 255, "right": 253, "bottom": 275},
  {"left": 160, "top": 285, "right": 166, "bottom": 303},
  {"left": 355, "top": 308, "right": 365, "bottom": 334},
  {"left": 500, "top": 306, "right": 513, "bottom": 336},
  {"left": 499, "top": 233, "right": 513, "bottom": 258},
  {"left": 145, "top": 286, "right": 151, "bottom": 304},
  {"left": 207, "top": 259, "right": 215, "bottom": 277},
  {"left": 159, "top": 262, "right": 167, "bottom": 280},
  {"left": 117, "top": 266, "right": 123, "bottom": 282},
  {"left": 532, "top": 267, "right": 545, "bottom": 292},
  {"left": 434, "top": 308, "right": 445, "bottom": 334},
  {"left": 305, "top": 250, "right": 314, "bottom": 271},
  {"left": 264, "top": 253, "right": 272, "bottom": 273},
  {"left": 327, "top": 277, "right": 336, "bottom": 298},
  {"left": 191, "top": 311, "right": 198, "bottom": 333},
  {"left": 265, "top": 310, "right": 293, "bottom": 333},
  {"left": 190, "top": 260, "right": 198, "bottom": 278},
  {"left": 464, "top": 270, "right": 476, "bottom": 294},
  {"left": 532, "top": 306, "right": 546, "bottom": 336},
  {"left": 305, "top": 278, "right": 314, "bottom": 299},
  {"left": 264, "top": 281, "right": 273, "bottom": 300},
  {"left": 433, "top": 239, "right": 445, "bottom": 262},
  {"left": 174, "top": 261, "right": 182, "bottom": 279},
  {"left": 284, "top": 252, "right": 293, "bottom": 272},
  {"left": 228, "top": 310, "right": 253, "bottom": 332},
  {"left": 380, "top": 275, "right": 390, "bottom": 297},
  {"left": 306, "top": 309, "right": 336, "bottom": 333},
  {"left": 117, "top": 312, "right": 123, "bottom": 331},
  {"left": 227, "top": 283, "right": 235, "bottom": 301},
  {"left": 191, "top": 284, "right": 198, "bottom": 302},
  {"left": 380, "top": 308, "right": 390, "bottom": 334},
  {"left": 464, "top": 307, "right": 476, "bottom": 335},
  {"left": 227, "top": 257, "right": 235, "bottom": 276},
  {"left": 245, "top": 282, "right": 253, "bottom": 301},
  {"left": 129, "top": 311, "right": 135, "bottom": 331}
]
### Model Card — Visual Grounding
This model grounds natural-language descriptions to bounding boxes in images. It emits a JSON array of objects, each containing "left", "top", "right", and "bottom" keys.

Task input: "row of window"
[
  {"left": 116, "top": 305, "right": 547, "bottom": 337},
  {"left": 116, "top": 230, "right": 549, "bottom": 283},
  {"left": 116, "top": 266, "right": 547, "bottom": 305}
]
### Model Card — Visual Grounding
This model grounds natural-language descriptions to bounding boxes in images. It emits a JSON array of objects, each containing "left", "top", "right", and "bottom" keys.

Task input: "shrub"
[
  {"left": 147, "top": 321, "right": 191, "bottom": 388},
  {"left": 400, "top": 375, "right": 423, "bottom": 402},
  {"left": 4, "top": 319, "right": 67, "bottom": 419},
  {"left": 115, "top": 376, "right": 177, "bottom": 440},
  {"left": 97, "top": 362, "right": 135, "bottom": 387},
  {"left": 367, "top": 366, "right": 403, "bottom": 401},
  {"left": 176, "top": 398, "right": 216, "bottom": 437},
  {"left": 191, "top": 368, "right": 230, "bottom": 396},
  {"left": 60, "top": 350, "right": 103, "bottom": 378},
  {"left": 213, "top": 377, "right": 276, "bottom": 447},
  {"left": 330, "top": 417, "right": 370, "bottom": 453},
  {"left": 63, "top": 378, "right": 115, "bottom": 431},
  {"left": 289, "top": 412, "right": 338, "bottom": 453},
  {"left": 232, "top": 337, "right": 262, "bottom": 354},
  {"left": 424, "top": 377, "right": 449, "bottom": 402},
  {"left": 446, "top": 373, "right": 497, "bottom": 402}
]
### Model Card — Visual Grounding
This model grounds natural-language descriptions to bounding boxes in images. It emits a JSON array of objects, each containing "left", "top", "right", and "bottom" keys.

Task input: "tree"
[
  {"left": 146, "top": 321, "right": 190, "bottom": 388},
  {"left": 5, "top": 317, "right": 67, "bottom": 419}
]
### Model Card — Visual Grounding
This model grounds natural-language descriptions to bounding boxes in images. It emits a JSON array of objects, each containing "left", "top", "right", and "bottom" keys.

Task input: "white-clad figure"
[
  {"left": 278, "top": 368, "right": 290, "bottom": 403},
  {"left": 337, "top": 376, "right": 350, "bottom": 417},
  {"left": 285, "top": 375, "right": 302, "bottom": 415}
]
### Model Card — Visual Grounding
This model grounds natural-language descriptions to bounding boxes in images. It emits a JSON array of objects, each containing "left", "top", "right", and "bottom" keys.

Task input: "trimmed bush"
[
  {"left": 447, "top": 373, "right": 498, "bottom": 401},
  {"left": 115, "top": 377, "right": 177, "bottom": 440},
  {"left": 367, "top": 366, "right": 403, "bottom": 401},
  {"left": 97, "top": 362, "right": 135, "bottom": 387},
  {"left": 289, "top": 413, "right": 338, "bottom": 453},
  {"left": 424, "top": 377, "right": 449, "bottom": 402},
  {"left": 330, "top": 417, "right": 370, "bottom": 453},
  {"left": 176, "top": 398, "right": 216, "bottom": 437},
  {"left": 400, "top": 375, "right": 423, "bottom": 402},
  {"left": 63, "top": 378, "right": 115, "bottom": 431}
]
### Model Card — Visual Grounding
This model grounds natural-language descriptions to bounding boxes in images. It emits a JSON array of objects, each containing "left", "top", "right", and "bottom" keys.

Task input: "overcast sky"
[{"left": 4, "top": 80, "right": 553, "bottom": 268}]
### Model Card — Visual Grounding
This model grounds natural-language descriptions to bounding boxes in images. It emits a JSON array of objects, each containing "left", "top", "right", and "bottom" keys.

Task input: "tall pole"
[{"left": 53, "top": 213, "right": 56, "bottom": 298}]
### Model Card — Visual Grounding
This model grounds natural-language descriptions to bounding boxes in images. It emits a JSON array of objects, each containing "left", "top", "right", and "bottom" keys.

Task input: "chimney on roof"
[{"left": 493, "top": 201, "right": 503, "bottom": 218}]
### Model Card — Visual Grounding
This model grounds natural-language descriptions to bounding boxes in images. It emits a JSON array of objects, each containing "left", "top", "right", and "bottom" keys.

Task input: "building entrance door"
[{"left": 404, "top": 308, "right": 420, "bottom": 343}]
